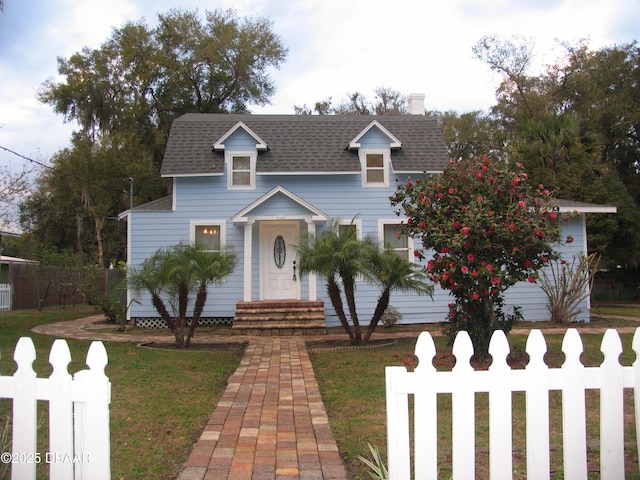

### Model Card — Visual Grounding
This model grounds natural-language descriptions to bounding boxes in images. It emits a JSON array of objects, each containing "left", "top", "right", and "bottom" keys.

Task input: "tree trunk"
[
  {"left": 75, "top": 213, "right": 83, "bottom": 253},
  {"left": 363, "top": 289, "right": 390, "bottom": 344},
  {"left": 185, "top": 285, "right": 207, "bottom": 347},
  {"left": 152, "top": 294, "right": 173, "bottom": 326},
  {"left": 474, "top": 298, "right": 496, "bottom": 362},
  {"left": 93, "top": 216, "right": 105, "bottom": 269},
  {"left": 175, "top": 286, "right": 188, "bottom": 348},
  {"left": 343, "top": 280, "right": 361, "bottom": 345},
  {"left": 326, "top": 280, "right": 356, "bottom": 344},
  {"left": 152, "top": 293, "right": 177, "bottom": 333}
]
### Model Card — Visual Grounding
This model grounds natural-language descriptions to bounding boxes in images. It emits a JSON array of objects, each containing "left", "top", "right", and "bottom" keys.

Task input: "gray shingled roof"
[
  {"left": 131, "top": 195, "right": 173, "bottom": 211},
  {"left": 160, "top": 114, "right": 450, "bottom": 176}
]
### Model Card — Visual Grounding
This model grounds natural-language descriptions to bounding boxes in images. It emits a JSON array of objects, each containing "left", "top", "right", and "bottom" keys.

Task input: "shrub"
[
  {"left": 380, "top": 305, "right": 402, "bottom": 327},
  {"left": 540, "top": 253, "right": 600, "bottom": 323}
]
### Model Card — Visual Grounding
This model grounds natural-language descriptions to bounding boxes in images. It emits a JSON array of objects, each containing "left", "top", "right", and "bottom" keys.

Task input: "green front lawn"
[
  {"left": 0, "top": 306, "right": 244, "bottom": 479},
  {"left": 310, "top": 321, "right": 640, "bottom": 479},
  {"left": 2, "top": 305, "right": 639, "bottom": 479}
]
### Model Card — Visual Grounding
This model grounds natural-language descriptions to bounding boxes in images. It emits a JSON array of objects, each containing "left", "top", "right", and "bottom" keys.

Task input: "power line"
[
  {"left": 0, "top": 144, "right": 70, "bottom": 177},
  {"left": 0, "top": 144, "right": 135, "bottom": 204}
]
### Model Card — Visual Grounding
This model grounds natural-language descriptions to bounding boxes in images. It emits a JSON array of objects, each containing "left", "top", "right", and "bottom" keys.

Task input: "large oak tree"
[{"left": 24, "top": 8, "right": 287, "bottom": 266}]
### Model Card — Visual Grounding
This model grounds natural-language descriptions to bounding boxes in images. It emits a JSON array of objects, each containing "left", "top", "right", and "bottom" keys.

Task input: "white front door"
[{"left": 260, "top": 222, "right": 300, "bottom": 300}]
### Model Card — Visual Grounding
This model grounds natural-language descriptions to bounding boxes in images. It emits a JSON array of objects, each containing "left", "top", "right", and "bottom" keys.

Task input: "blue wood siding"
[
  {"left": 225, "top": 128, "right": 258, "bottom": 150},
  {"left": 359, "top": 126, "right": 393, "bottom": 147},
  {"left": 129, "top": 155, "right": 592, "bottom": 326}
]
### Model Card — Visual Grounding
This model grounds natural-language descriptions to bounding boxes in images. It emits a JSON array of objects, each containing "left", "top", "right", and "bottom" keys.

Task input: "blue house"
[{"left": 122, "top": 95, "right": 616, "bottom": 332}]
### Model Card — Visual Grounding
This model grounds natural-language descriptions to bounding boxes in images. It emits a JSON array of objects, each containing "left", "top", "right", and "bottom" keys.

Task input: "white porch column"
[
  {"left": 307, "top": 221, "right": 317, "bottom": 301},
  {"left": 243, "top": 221, "right": 253, "bottom": 301}
]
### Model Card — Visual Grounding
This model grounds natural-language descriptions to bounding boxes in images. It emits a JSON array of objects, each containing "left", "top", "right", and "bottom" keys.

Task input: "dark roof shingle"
[{"left": 160, "top": 114, "right": 449, "bottom": 176}]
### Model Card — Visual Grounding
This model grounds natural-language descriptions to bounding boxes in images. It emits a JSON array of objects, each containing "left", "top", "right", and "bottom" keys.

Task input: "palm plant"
[
  {"left": 297, "top": 219, "right": 432, "bottom": 345},
  {"left": 362, "top": 247, "right": 432, "bottom": 343},
  {"left": 296, "top": 219, "right": 373, "bottom": 345},
  {"left": 183, "top": 243, "right": 236, "bottom": 346},
  {"left": 128, "top": 248, "right": 175, "bottom": 334},
  {"left": 128, "top": 243, "right": 237, "bottom": 347}
]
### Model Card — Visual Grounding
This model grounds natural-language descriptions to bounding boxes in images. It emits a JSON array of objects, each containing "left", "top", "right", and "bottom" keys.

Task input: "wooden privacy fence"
[
  {"left": 0, "top": 337, "right": 111, "bottom": 480},
  {"left": 385, "top": 328, "right": 640, "bottom": 480}
]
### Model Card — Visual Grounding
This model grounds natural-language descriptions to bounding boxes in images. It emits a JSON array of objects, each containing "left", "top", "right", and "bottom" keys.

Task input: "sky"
[{"left": 1, "top": 0, "right": 639, "bottom": 230}]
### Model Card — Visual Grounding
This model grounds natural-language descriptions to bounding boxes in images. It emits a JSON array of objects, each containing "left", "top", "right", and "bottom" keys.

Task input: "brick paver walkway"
[
  {"left": 177, "top": 338, "right": 347, "bottom": 480},
  {"left": 33, "top": 318, "right": 348, "bottom": 480}
]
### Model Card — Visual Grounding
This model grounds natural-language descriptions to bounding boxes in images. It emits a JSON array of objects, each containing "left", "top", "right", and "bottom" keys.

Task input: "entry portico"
[{"left": 232, "top": 185, "right": 328, "bottom": 302}]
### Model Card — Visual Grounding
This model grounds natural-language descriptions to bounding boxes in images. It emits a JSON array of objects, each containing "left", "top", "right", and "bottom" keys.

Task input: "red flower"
[
  {"left": 528, "top": 276, "right": 535, "bottom": 283},
  {"left": 467, "top": 253, "right": 475, "bottom": 262},
  {"left": 523, "top": 259, "right": 532, "bottom": 268},
  {"left": 461, "top": 227, "right": 470, "bottom": 235},
  {"left": 461, "top": 266, "right": 469, "bottom": 274}
]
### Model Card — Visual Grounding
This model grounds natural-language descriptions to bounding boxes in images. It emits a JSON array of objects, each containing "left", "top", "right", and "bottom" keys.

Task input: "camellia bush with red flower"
[{"left": 391, "top": 156, "right": 563, "bottom": 360}]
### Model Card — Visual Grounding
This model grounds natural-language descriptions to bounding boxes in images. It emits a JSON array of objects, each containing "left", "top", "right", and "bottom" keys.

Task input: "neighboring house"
[{"left": 121, "top": 95, "right": 616, "bottom": 330}]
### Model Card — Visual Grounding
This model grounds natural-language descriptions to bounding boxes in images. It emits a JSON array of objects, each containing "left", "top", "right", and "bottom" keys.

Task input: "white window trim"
[
  {"left": 337, "top": 218, "right": 363, "bottom": 240},
  {"left": 378, "top": 218, "right": 414, "bottom": 263},
  {"left": 226, "top": 151, "right": 257, "bottom": 190},
  {"left": 359, "top": 149, "right": 390, "bottom": 187},
  {"left": 190, "top": 219, "right": 227, "bottom": 251}
]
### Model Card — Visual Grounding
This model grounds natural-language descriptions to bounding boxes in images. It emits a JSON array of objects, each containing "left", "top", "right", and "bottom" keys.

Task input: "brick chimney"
[{"left": 408, "top": 93, "right": 425, "bottom": 115}]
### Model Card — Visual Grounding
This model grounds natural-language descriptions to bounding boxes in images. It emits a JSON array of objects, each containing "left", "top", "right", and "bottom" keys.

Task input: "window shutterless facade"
[
  {"left": 359, "top": 150, "right": 390, "bottom": 187},
  {"left": 379, "top": 220, "right": 413, "bottom": 262},
  {"left": 226, "top": 152, "right": 256, "bottom": 189},
  {"left": 190, "top": 220, "right": 226, "bottom": 251}
]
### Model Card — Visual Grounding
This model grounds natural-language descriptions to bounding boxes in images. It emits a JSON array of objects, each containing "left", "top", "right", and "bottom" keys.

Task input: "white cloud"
[{"left": 1, "top": 0, "right": 639, "bottom": 175}]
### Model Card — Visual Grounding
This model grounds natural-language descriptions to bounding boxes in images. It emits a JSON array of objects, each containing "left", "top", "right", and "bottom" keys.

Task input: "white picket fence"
[
  {"left": 0, "top": 337, "right": 111, "bottom": 480},
  {"left": 386, "top": 328, "right": 640, "bottom": 479},
  {"left": 0, "top": 283, "right": 10, "bottom": 312}
]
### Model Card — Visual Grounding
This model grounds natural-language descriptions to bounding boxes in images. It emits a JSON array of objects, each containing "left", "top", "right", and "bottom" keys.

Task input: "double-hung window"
[
  {"left": 227, "top": 152, "right": 256, "bottom": 189},
  {"left": 379, "top": 220, "right": 412, "bottom": 262},
  {"left": 360, "top": 150, "right": 390, "bottom": 187}
]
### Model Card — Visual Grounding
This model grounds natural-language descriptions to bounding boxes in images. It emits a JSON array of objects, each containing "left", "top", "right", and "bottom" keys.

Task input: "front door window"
[
  {"left": 261, "top": 222, "right": 300, "bottom": 300},
  {"left": 274, "top": 235, "right": 286, "bottom": 268}
]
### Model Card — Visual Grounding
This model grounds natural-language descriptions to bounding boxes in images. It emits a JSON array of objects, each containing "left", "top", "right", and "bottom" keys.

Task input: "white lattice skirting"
[{"left": 133, "top": 317, "right": 233, "bottom": 329}]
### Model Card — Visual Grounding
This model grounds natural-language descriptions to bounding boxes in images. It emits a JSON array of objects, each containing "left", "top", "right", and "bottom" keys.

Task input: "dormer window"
[
  {"left": 213, "top": 121, "right": 267, "bottom": 191},
  {"left": 366, "top": 153, "right": 385, "bottom": 184},
  {"left": 232, "top": 155, "right": 251, "bottom": 186},
  {"left": 227, "top": 152, "right": 256, "bottom": 189},
  {"left": 348, "top": 121, "right": 400, "bottom": 188},
  {"left": 360, "top": 150, "right": 390, "bottom": 187}
]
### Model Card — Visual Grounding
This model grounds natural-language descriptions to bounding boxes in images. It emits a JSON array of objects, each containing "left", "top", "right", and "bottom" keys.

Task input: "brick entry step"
[{"left": 232, "top": 300, "right": 326, "bottom": 336}]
